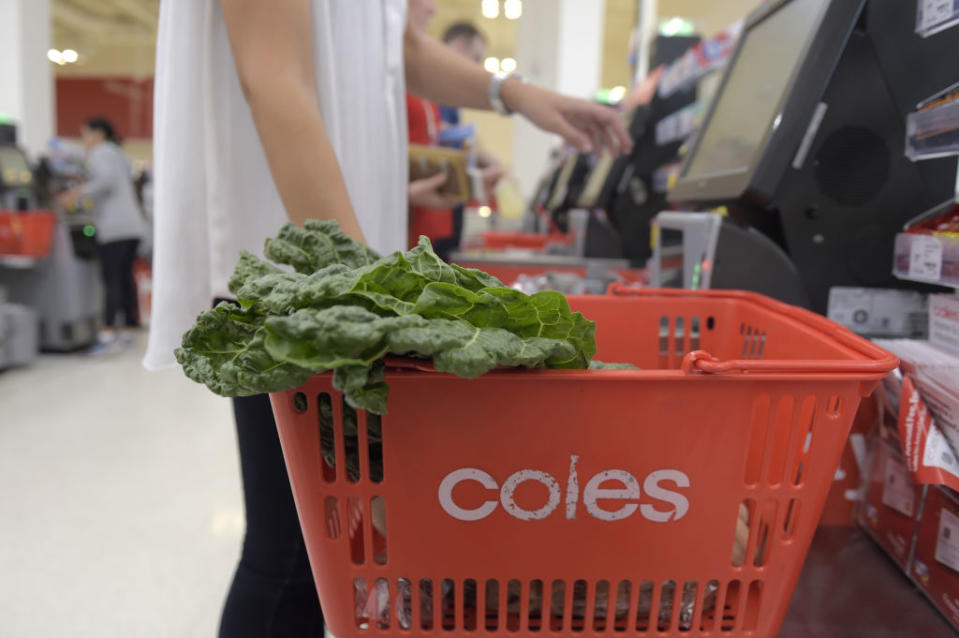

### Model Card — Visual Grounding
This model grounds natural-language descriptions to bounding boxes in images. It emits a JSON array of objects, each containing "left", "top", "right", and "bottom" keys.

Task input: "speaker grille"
[{"left": 813, "top": 126, "right": 889, "bottom": 206}]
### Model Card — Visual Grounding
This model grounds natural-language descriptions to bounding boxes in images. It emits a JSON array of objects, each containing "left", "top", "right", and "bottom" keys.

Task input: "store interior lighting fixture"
[
  {"left": 484, "top": 57, "right": 518, "bottom": 73},
  {"left": 482, "top": 0, "right": 522, "bottom": 20},
  {"left": 47, "top": 48, "right": 79, "bottom": 65}
]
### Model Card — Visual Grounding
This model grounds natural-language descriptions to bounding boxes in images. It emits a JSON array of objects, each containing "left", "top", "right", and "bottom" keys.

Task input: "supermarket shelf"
[
  {"left": 655, "top": 101, "right": 705, "bottom": 147},
  {"left": 656, "top": 20, "right": 743, "bottom": 99},
  {"left": 893, "top": 232, "right": 959, "bottom": 289},
  {"left": 907, "top": 97, "right": 959, "bottom": 160}
]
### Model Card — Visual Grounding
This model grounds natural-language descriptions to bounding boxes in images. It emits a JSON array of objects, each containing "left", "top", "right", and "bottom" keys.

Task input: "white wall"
[
  {"left": 0, "top": 0, "right": 53, "bottom": 158},
  {"left": 511, "top": 0, "right": 606, "bottom": 198}
]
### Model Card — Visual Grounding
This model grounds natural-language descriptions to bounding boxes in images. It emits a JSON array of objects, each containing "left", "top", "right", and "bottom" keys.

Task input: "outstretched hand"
[
  {"left": 502, "top": 80, "right": 633, "bottom": 157},
  {"left": 408, "top": 171, "right": 452, "bottom": 209}
]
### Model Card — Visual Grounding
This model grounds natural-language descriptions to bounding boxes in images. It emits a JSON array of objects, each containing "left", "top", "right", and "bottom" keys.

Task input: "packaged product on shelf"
[
  {"left": 909, "top": 486, "right": 959, "bottom": 631},
  {"left": 931, "top": 294, "right": 959, "bottom": 357},
  {"left": 656, "top": 20, "right": 743, "bottom": 98},
  {"left": 874, "top": 339, "right": 959, "bottom": 459},
  {"left": 905, "top": 86, "right": 959, "bottom": 157},
  {"left": 893, "top": 204, "right": 959, "bottom": 287},
  {"left": 859, "top": 437, "right": 925, "bottom": 568}
]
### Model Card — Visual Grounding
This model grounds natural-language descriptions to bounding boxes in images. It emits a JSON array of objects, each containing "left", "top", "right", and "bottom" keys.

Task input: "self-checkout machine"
[
  {"left": 650, "top": 0, "right": 959, "bottom": 527},
  {"left": 0, "top": 122, "right": 100, "bottom": 355},
  {"left": 663, "top": 0, "right": 959, "bottom": 314}
]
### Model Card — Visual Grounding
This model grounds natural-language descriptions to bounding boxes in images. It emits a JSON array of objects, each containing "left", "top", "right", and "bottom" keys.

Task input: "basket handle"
[{"left": 609, "top": 284, "right": 898, "bottom": 376}]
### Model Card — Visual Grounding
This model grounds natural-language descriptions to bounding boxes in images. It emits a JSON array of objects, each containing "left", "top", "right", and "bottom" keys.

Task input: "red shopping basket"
[
  {"left": 479, "top": 231, "right": 569, "bottom": 251},
  {"left": 0, "top": 210, "right": 56, "bottom": 257},
  {"left": 270, "top": 286, "right": 896, "bottom": 638}
]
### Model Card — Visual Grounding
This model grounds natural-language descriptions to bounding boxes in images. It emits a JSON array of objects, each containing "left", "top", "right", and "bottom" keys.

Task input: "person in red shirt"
[
  {"left": 407, "top": 1, "right": 510, "bottom": 254},
  {"left": 406, "top": 80, "right": 455, "bottom": 245},
  {"left": 406, "top": 0, "right": 457, "bottom": 249}
]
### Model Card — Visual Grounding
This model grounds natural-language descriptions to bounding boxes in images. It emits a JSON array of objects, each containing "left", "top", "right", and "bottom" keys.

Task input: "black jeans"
[
  {"left": 99, "top": 239, "right": 139, "bottom": 328},
  {"left": 219, "top": 393, "right": 324, "bottom": 638}
]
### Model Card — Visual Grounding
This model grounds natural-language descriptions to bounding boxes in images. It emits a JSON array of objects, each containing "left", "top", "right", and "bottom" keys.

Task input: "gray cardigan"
[{"left": 81, "top": 143, "right": 147, "bottom": 243}]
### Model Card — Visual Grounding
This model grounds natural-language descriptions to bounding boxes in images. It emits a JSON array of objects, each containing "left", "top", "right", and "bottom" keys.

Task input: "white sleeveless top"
[{"left": 144, "top": 0, "right": 409, "bottom": 370}]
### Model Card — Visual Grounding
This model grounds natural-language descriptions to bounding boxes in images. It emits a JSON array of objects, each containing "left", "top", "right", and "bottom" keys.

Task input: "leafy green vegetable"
[
  {"left": 263, "top": 219, "right": 379, "bottom": 274},
  {"left": 177, "top": 303, "right": 313, "bottom": 397},
  {"left": 589, "top": 361, "right": 640, "bottom": 370},
  {"left": 175, "top": 222, "right": 599, "bottom": 413}
]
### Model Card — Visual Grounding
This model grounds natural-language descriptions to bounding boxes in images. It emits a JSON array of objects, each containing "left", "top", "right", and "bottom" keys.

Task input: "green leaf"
[
  {"left": 386, "top": 318, "right": 576, "bottom": 379},
  {"left": 264, "top": 220, "right": 379, "bottom": 274},
  {"left": 589, "top": 361, "right": 640, "bottom": 370},
  {"left": 177, "top": 221, "right": 599, "bottom": 414},
  {"left": 411, "top": 284, "right": 596, "bottom": 368},
  {"left": 228, "top": 251, "right": 284, "bottom": 297},
  {"left": 263, "top": 307, "right": 417, "bottom": 369},
  {"left": 175, "top": 303, "right": 312, "bottom": 396},
  {"left": 334, "top": 362, "right": 390, "bottom": 414}
]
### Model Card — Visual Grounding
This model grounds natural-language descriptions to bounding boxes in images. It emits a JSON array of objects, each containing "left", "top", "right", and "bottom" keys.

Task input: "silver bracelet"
[{"left": 489, "top": 71, "right": 523, "bottom": 116}]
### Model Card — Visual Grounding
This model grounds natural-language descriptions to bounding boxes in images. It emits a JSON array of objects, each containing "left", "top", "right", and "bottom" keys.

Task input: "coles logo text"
[{"left": 438, "top": 455, "right": 690, "bottom": 523}]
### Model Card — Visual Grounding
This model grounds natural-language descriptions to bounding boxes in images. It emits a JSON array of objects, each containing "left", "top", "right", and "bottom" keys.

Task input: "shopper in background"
[
  {"left": 148, "top": 1, "right": 631, "bottom": 637},
  {"left": 406, "top": 0, "right": 457, "bottom": 247},
  {"left": 406, "top": 4, "right": 507, "bottom": 256},
  {"left": 436, "top": 20, "right": 510, "bottom": 259},
  {"left": 440, "top": 22, "right": 489, "bottom": 123},
  {"left": 58, "top": 117, "right": 146, "bottom": 355}
]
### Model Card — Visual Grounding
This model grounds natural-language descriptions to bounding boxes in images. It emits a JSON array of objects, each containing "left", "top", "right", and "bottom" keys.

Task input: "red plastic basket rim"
[{"left": 322, "top": 286, "right": 897, "bottom": 384}]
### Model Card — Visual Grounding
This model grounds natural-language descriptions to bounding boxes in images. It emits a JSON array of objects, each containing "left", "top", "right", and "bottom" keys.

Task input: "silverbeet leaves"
[{"left": 176, "top": 219, "right": 597, "bottom": 414}]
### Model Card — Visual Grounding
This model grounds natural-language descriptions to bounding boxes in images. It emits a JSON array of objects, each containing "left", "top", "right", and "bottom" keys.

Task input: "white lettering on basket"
[
  {"left": 501, "top": 470, "right": 562, "bottom": 520},
  {"left": 438, "top": 468, "right": 499, "bottom": 521},
  {"left": 438, "top": 456, "right": 691, "bottom": 523},
  {"left": 566, "top": 454, "right": 580, "bottom": 520},
  {"left": 584, "top": 470, "right": 639, "bottom": 521},
  {"left": 641, "top": 470, "right": 691, "bottom": 522}
]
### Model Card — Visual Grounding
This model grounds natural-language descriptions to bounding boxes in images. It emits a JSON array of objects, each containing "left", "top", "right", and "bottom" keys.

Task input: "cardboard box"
[
  {"left": 910, "top": 485, "right": 959, "bottom": 632},
  {"left": 930, "top": 294, "right": 959, "bottom": 358},
  {"left": 859, "top": 437, "right": 924, "bottom": 568}
]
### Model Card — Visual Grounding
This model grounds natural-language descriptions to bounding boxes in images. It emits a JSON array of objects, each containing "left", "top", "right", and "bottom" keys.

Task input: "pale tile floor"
[{"left": 0, "top": 334, "right": 244, "bottom": 637}]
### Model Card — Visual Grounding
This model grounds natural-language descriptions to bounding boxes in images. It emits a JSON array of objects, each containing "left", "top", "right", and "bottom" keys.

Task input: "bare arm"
[
  {"left": 219, "top": 0, "right": 364, "bottom": 242},
  {"left": 404, "top": 25, "right": 632, "bottom": 156}
]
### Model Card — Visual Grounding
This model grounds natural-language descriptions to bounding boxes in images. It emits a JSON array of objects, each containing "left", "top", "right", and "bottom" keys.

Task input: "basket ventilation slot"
[
  {"left": 659, "top": 315, "right": 702, "bottom": 368},
  {"left": 312, "top": 392, "right": 384, "bottom": 484},
  {"left": 740, "top": 322, "right": 766, "bottom": 359},
  {"left": 731, "top": 499, "right": 777, "bottom": 569},
  {"left": 745, "top": 394, "right": 820, "bottom": 489},
  {"left": 350, "top": 577, "right": 758, "bottom": 633}
]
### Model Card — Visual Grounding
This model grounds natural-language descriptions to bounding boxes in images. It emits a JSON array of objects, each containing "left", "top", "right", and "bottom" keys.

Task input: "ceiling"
[
  {"left": 49, "top": 0, "right": 759, "bottom": 82},
  {"left": 52, "top": 0, "right": 159, "bottom": 76}
]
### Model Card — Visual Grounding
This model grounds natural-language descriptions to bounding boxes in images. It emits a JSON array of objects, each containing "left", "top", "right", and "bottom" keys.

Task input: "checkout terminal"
[
  {"left": 0, "top": 124, "right": 35, "bottom": 210},
  {"left": 668, "top": 0, "right": 959, "bottom": 312},
  {"left": 0, "top": 123, "right": 101, "bottom": 352}
]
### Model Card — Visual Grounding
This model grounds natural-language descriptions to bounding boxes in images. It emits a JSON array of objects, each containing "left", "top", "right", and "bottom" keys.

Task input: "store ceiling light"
[
  {"left": 504, "top": 0, "right": 522, "bottom": 20},
  {"left": 47, "top": 48, "right": 80, "bottom": 65},
  {"left": 484, "top": 57, "right": 501, "bottom": 73},
  {"left": 659, "top": 17, "right": 695, "bottom": 37},
  {"left": 478, "top": 205, "right": 492, "bottom": 218},
  {"left": 481, "top": 0, "right": 499, "bottom": 19},
  {"left": 500, "top": 57, "right": 517, "bottom": 73}
]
